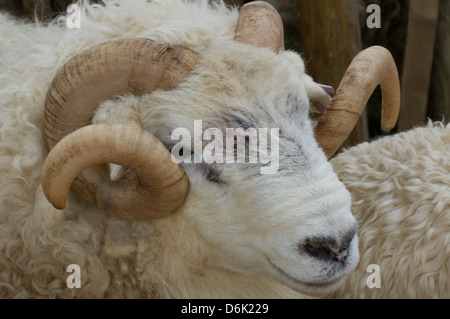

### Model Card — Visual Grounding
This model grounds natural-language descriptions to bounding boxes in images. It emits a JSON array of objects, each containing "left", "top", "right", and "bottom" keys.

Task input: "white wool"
[{"left": 330, "top": 122, "right": 449, "bottom": 298}]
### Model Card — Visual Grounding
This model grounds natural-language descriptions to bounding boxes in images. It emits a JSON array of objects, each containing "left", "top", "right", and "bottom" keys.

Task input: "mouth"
[{"left": 267, "top": 258, "right": 347, "bottom": 294}]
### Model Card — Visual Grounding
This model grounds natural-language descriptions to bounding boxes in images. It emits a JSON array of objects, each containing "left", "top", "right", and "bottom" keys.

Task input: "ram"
[{"left": 0, "top": 0, "right": 447, "bottom": 298}]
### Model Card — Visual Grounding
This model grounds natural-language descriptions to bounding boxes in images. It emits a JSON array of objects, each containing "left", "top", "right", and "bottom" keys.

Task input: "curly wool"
[{"left": 329, "top": 122, "right": 450, "bottom": 298}]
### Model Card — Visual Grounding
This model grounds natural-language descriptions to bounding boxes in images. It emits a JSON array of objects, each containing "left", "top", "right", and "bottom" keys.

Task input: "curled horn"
[
  {"left": 42, "top": 38, "right": 199, "bottom": 220},
  {"left": 41, "top": 125, "right": 188, "bottom": 220},
  {"left": 314, "top": 46, "right": 401, "bottom": 158}
]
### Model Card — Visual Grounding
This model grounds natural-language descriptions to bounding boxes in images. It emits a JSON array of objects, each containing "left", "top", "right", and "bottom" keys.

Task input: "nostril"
[
  {"left": 302, "top": 240, "right": 349, "bottom": 262},
  {"left": 304, "top": 242, "right": 331, "bottom": 259},
  {"left": 328, "top": 246, "right": 348, "bottom": 262}
]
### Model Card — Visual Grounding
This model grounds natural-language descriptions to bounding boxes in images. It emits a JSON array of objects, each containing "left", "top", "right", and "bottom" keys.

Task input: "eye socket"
[
  {"left": 204, "top": 165, "right": 225, "bottom": 184},
  {"left": 168, "top": 144, "right": 225, "bottom": 184}
]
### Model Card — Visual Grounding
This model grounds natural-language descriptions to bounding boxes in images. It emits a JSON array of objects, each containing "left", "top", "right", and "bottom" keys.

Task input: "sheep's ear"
[
  {"left": 280, "top": 50, "right": 334, "bottom": 116},
  {"left": 305, "top": 81, "right": 334, "bottom": 115}
]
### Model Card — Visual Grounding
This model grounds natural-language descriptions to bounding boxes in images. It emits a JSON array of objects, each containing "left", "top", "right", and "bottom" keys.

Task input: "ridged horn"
[
  {"left": 44, "top": 38, "right": 199, "bottom": 149},
  {"left": 314, "top": 46, "right": 401, "bottom": 158},
  {"left": 41, "top": 124, "right": 189, "bottom": 220},
  {"left": 234, "top": 1, "right": 284, "bottom": 52},
  {"left": 42, "top": 38, "right": 200, "bottom": 219}
]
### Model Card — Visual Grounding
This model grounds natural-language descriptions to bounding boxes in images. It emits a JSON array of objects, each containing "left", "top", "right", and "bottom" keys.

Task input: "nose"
[
  {"left": 303, "top": 242, "right": 348, "bottom": 262},
  {"left": 301, "top": 231, "right": 355, "bottom": 262}
]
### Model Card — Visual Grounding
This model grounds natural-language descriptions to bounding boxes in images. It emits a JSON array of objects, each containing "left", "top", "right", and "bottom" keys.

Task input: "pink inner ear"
[{"left": 317, "top": 83, "right": 335, "bottom": 95}]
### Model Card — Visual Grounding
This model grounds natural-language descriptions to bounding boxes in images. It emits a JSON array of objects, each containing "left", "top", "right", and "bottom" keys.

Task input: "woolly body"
[{"left": 330, "top": 122, "right": 449, "bottom": 298}]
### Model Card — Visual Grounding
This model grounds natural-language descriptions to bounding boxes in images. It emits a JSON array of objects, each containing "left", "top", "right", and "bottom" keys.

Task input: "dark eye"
[{"left": 205, "top": 165, "right": 225, "bottom": 184}]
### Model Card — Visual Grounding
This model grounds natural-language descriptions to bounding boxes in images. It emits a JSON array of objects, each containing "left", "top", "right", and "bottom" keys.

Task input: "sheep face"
[
  {"left": 94, "top": 44, "right": 359, "bottom": 295},
  {"left": 180, "top": 136, "right": 359, "bottom": 295}
]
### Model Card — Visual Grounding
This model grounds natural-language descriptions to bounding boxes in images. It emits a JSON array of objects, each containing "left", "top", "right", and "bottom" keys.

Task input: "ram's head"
[{"left": 40, "top": 2, "right": 399, "bottom": 295}]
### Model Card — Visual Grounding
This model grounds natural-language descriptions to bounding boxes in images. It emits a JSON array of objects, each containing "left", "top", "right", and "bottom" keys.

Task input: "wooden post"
[
  {"left": 22, "top": 0, "right": 52, "bottom": 21},
  {"left": 224, "top": 0, "right": 245, "bottom": 7},
  {"left": 297, "top": 0, "right": 369, "bottom": 149},
  {"left": 398, "top": 0, "right": 439, "bottom": 131},
  {"left": 429, "top": 0, "right": 450, "bottom": 123}
]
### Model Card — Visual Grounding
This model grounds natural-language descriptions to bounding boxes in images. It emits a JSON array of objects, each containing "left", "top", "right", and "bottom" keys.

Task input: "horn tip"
[
  {"left": 381, "top": 121, "right": 397, "bottom": 133},
  {"left": 47, "top": 195, "right": 67, "bottom": 211}
]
